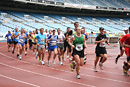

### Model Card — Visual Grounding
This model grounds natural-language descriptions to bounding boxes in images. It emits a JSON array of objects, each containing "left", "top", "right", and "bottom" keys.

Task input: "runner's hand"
[{"left": 72, "top": 45, "right": 75, "bottom": 48}]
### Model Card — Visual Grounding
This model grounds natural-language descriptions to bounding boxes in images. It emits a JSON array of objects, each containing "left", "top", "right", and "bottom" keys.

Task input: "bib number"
[
  {"left": 99, "top": 42, "right": 105, "bottom": 47},
  {"left": 50, "top": 41, "right": 56, "bottom": 46},
  {"left": 76, "top": 44, "right": 83, "bottom": 51},
  {"left": 19, "top": 39, "right": 24, "bottom": 43},
  {"left": 40, "top": 38, "right": 44, "bottom": 42},
  {"left": 8, "top": 36, "right": 11, "bottom": 40}
]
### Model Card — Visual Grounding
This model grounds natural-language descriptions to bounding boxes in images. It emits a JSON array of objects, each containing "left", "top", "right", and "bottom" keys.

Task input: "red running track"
[{"left": 0, "top": 42, "right": 130, "bottom": 87}]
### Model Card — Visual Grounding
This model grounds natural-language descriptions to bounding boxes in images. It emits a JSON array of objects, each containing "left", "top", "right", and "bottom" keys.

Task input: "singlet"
[
  {"left": 73, "top": 34, "right": 84, "bottom": 51},
  {"left": 18, "top": 34, "right": 25, "bottom": 43}
]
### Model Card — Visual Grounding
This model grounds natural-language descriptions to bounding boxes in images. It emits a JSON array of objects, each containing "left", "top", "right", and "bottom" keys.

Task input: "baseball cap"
[
  {"left": 124, "top": 27, "right": 128, "bottom": 30},
  {"left": 99, "top": 27, "right": 104, "bottom": 30}
]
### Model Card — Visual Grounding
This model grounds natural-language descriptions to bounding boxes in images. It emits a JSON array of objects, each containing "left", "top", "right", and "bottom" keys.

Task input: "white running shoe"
[
  {"left": 52, "top": 60, "right": 56, "bottom": 64},
  {"left": 67, "top": 55, "right": 69, "bottom": 59},
  {"left": 99, "top": 62, "right": 103, "bottom": 70},
  {"left": 41, "top": 61, "right": 45, "bottom": 65},
  {"left": 48, "top": 61, "right": 50, "bottom": 67},
  {"left": 93, "top": 67, "right": 98, "bottom": 72},
  {"left": 76, "top": 74, "right": 80, "bottom": 79},
  {"left": 33, "top": 52, "right": 35, "bottom": 55},
  {"left": 59, "top": 62, "right": 63, "bottom": 65},
  {"left": 45, "top": 50, "right": 48, "bottom": 52},
  {"left": 25, "top": 51, "right": 27, "bottom": 55},
  {"left": 19, "top": 55, "right": 22, "bottom": 60}
]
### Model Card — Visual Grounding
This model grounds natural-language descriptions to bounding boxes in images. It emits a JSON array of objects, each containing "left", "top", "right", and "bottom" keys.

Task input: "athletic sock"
[
  {"left": 100, "top": 57, "right": 103, "bottom": 62},
  {"left": 116, "top": 55, "right": 120, "bottom": 59}
]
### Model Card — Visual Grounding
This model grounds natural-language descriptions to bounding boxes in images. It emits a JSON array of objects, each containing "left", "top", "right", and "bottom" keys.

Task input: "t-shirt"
[
  {"left": 120, "top": 34, "right": 130, "bottom": 44},
  {"left": 48, "top": 35, "right": 58, "bottom": 46},
  {"left": 83, "top": 33, "right": 88, "bottom": 39},
  {"left": 5, "top": 34, "right": 12, "bottom": 42},
  {"left": 14, "top": 31, "right": 19, "bottom": 42},
  {"left": 95, "top": 33, "right": 107, "bottom": 47},
  {"left": 35, "top": 33, "right": 46, "bottom": 45},
  {"left": 57, "top": 34, "right": 65, "bottom": 43}
]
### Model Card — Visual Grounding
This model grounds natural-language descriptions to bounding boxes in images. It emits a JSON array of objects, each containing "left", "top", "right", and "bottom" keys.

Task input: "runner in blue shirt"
[
  {"left": 11, "top": 27, "right": 19, "bottom": 57},
  {"left": 5, "top": 31, "right": 12, "bottom": 52},
  {"left": 24, "top": 30, "right": 28, "bottom": 56},
  {"left": 35, "top": 28, "right": 46, "bottom": 65},
  {"left": 47, "top": 29, "right": 58, "bottom": 66}
]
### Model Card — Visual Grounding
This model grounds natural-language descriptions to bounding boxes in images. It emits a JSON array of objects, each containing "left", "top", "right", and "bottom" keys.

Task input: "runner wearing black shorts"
[
  {"left": 94, "top": 27, "right": 109, "bottom": 72},
  {"left": 68, "top": 27, "right": 87, "bottom": 79}
]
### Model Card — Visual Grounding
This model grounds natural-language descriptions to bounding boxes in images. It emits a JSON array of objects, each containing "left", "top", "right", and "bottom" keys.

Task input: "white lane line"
[
  {"left": 0, "top": 62, "right": 95, "bottom": 87},
  {"left": 24, "top": 54, "right": 123, "bottom": 75},
  {"left": 0, "top": 74, "right": 40, "bottom": 87},
  {"left": 0, "top": 52, "right": 130, "bottom": 85},
  {"left": 0, "top": 45, "right": 7, "bottom": 48}
]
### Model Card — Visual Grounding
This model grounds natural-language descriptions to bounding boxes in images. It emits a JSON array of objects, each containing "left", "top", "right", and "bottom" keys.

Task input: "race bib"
[
  {"left": 40, "top": 38, "right": 45, "bottom": 42},
  {"left": 8, "top": 36, "right": 11, "bottom": 40},
  {"left": 50, "top": 41, "right": 56, "bottom": 46},
  {"left": 76, "top": 44, "right": 83, "bottom": 51},
  {"left": 19, "top": 39, "right": 24, "bottom": 43},
  {"left": 99, "top": 42, "right": 105, "bottom": 47}
]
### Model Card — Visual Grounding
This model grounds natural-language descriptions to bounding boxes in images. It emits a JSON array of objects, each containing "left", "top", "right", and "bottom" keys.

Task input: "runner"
[
  {"left": 44, "top": 29, "right": 49, "bottom": 52},
  {"left": 5, "top": 31, "right": 12, "bottom": 52},
  {"left": 47, "top": 29, "right": 58, "bottom": 66},
  {"left": 121, "top": 36, "right": 130, "bottom": 76},
  {"left": 18, "top": 29, "right": 27, "bottom": 60},
  {"left": 11, "top": 27, "right": 19, "bottom": 57},
  {"left": 119, "top": 27, "right": 130, "bottom": 76},
  {"left": 63, "top": 27, "right": 71, "bottom": 60},
  {"left": 32, "top": 30, "right": 37, "bottom": 55},
  {"left": 35, "top": 28, "right": 46, "bottom": 65},
  {"left": 47, "top": 30, "right": 52, "bottom": 53},
  {"left": 68, "top": 22, "right": 79, "bottom": 71},
  {"left": 115, "top": 27, "right": 128, "bottom": 64},
  {"left": 28, "top": 31, "right": 32, "bottom": 50},
  {"left": 57, "top": 28, "right": 65, "bottom": 65},
  {"left": 94, "top": 27, "right": 109, "bottom": 72},
  {"left": 24, "top": 30, "right": 28, "bottom": 56},
  {"left": 68, "top": 27, "right": 87, "bottom": 79},
  {"left": 82, "top": 27, "right": 88, "bottom": 64}
]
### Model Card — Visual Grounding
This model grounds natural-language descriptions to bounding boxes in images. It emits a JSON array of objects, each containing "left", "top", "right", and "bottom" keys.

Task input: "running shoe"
[
  {"left": 69, "top": 58, "right": 72, "bottom": 62},
  {"left": 19, "top": 55, "right": 22, "bottom": 60},
  {"left": 33, "top": 52, "right": 35, "bottom": 55},
  {"left": 12, "top": 50, "right": 14, "bottom": 54},
  {"left": 35, "top": 53, "right": 38, "bottom": 59},
  {"left": 8, "top": 49, "right": 10, "bottom": 52},
  {"left": 99, "top": 62, "right": 103, "bottom": 70},
  {"left": 52, "top": 60, "right": 56, "bottom": 64},
  {"left": 84, "top": 57, "right": 87, "bottom": 60},
  {"left": 48, "top": 61, "right": 50, "bottom": 67},
  {"left": 59, "top": 62, "right": 63, "bottom": 65},
  {"left": 76, "top": 74, "right": 80, "bottom": 79},
  {"left": 17, "top": 54, "right": 19, "bottom": 57},
  {"left": 62, "top": 56, "right": 64, "bottom": 61},
  {"left": 25, "top": 51, "right": 27, "bottom": 56},
  {"left": 39, "top": 59, "right": 42, "bottom": 62},
  {"left": 84, "top": 61, "right": 86, "bottom": 64},
  {"left": 67, "top": 55, "right": 69, "bottom": 59},
  {"left": 115, "top": 58, "right": 118, "bottom": 64},
  {"left": 41, "top": 61, "right": 45, "bottom": 65},
  {"left": 123, "top": 68, "right": 129, "bottom": 76},
  {"left": 70, "top": 61, "right": 75, "bottom": 71},
  {"left": 93, "top": 67, "right": 98, "bottom": 72}
]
